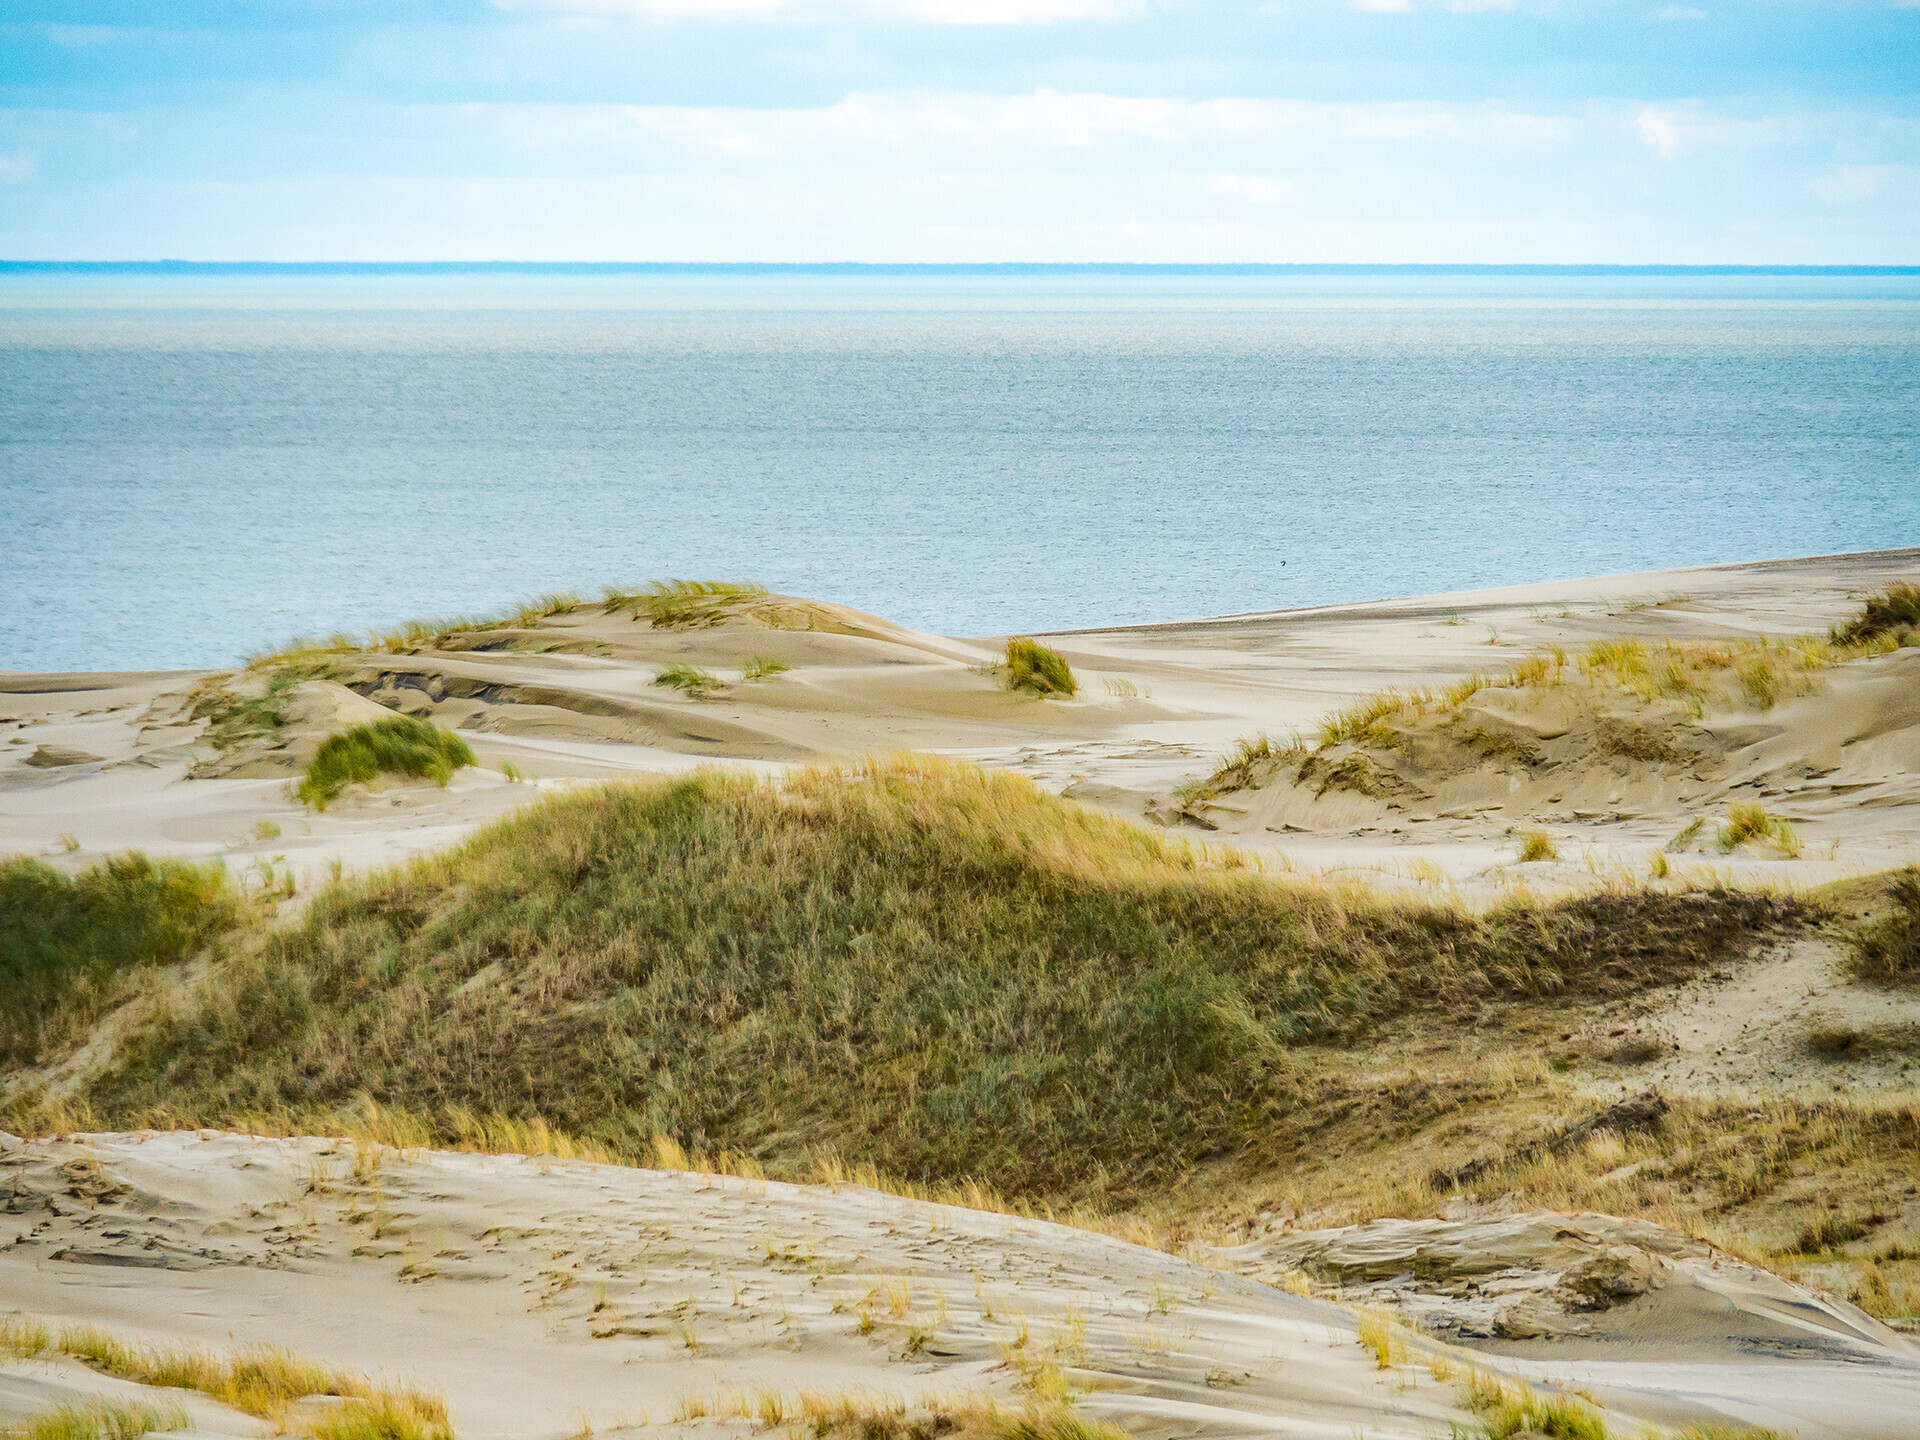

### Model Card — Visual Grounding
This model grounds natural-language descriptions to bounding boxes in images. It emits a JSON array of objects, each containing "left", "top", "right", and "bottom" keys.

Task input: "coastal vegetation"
[
  {"left": 1004, "top": 638, "right": 1077, "bottom": 698},
  {"left": 655, "top": 662, "right": 726, "bottom": 697},
  {"left": 1844, "top": 865, "right": 1920, "bottom": 986},
  {"left": 17, "top": 759, "right": 1803, "bottom": 1205},
  {"left": 742, "top": 654, "right": 790, "bottom": 680},
  {"left": 603, "top": 579, "right": 770, "bottom": 629},
  {"left": 0, "top": 853, "right": 244, "bottom": 1067},
  {"left": 296, "top": 716, "right": 475, "bottom": 809}
]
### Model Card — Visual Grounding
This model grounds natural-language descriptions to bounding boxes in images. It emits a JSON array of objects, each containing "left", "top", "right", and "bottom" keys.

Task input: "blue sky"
[{"left": 2, "top": 1, "right": 1916, "bottom": 261}]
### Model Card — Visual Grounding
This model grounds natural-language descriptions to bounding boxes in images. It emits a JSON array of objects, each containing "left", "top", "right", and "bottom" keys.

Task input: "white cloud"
[
  {"left": 1810, "top": 164, "right": 1906, "bottom": 204},
  {"left": 493, "top": 0, "right": 1144, "bottom": 20},
  {"left": 0, "top": 149, "right": 40, "bottom": 183},
  {"left": 1203, "top": 171, "right": 1292, "bottom": 205}
]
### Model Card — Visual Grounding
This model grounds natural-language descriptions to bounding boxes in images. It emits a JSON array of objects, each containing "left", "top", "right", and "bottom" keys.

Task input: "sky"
[{"left": 1, "top": 1, "right": 1917, "bottom": 262}]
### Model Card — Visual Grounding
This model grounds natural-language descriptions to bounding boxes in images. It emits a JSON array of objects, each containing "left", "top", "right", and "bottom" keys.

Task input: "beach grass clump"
[
  {"left": 741, "top": 654, "right": 790, "bottom": 680},
  {"left": 1517, "top": 832, "right": 1560, "bottom": 863},
  {"left": 307, "top": 1392, "right": 453, "bottom": 1440},
  {"left": 603, "top": 580, "right": 769, "bottom": 629},
  {"left": 76, "top": 758, "right": 1803, "bottom": 1205},
  {"left": 1717, "top": 802, "right": 1799, "bottom": 857},
  {"left": 296, "top": 717, "right": 475, "bottom": 810},
  {"left": 1845, "top": 866, "right": 1920, "bottom": 987},
  {"left": 0, "top": 853, "right": 245, "bottom": 1067},
  {"left": 1004, "top": 638, "right": 1077, "bottom": 697},
  {"left": 655, "top": 663, "right": 726, "bottom": 698},
  {"left": 9, "top": 1400, "right": 191, "bottom": 1440},
  {"left": 1831, "top": 582, "right": 1920, "bottom": 647},
  {"left": 245, "top": 592, "right": 585, "bottom": 669}
]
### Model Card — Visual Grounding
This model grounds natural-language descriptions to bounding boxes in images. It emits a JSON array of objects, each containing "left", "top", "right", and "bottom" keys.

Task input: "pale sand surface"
[
  {"left": 3, "top": 549, "right": 1917, "bottom": 896},
  {"left": 4, "top": 1132, "right": 1919, "bottom": 1440}
]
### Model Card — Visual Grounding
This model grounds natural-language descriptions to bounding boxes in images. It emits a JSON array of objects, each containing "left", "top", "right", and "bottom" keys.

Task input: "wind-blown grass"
[
  {"left": 245, "top": 593, "right": 582, "bottom": 669},
  {"left": 654, "top": 663, "right": 725, "bottom": 698},
  {"left": 1004, "top": 638, "right": 1076, "bottom": 698},
  {"left": 1718, "top": 802, "right": 1800, "bottom": 857},
  {"left": 0, "top": 854, "right": 245, "bottom": 1067},
  {"left": 603, "top": 580, "right": 768, "bottom": 629},
  {"left": 1832, "top": 581, "right": 1920, "bottom": 647},
  {"left": 0, "top": 1317, "right": 448, "bottom": 1440},
  {"left": 77, "top": 758, "right": 1801, "bottom": 1205},
  {"left": 7, "top": 1400, "right": 191, "bottom": 1440},
  {"left": 297, "top": 717, "right": 475, "bottom": 810}
]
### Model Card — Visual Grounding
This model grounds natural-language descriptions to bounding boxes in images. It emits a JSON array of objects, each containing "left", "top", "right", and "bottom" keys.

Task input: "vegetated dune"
[{"left": 6, "top": 557, "right": 1920, "bottom": 1439}]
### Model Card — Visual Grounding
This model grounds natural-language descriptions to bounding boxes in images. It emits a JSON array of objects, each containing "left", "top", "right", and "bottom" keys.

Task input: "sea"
[{"left": 3, "top": 268, "right": 1918, "bottom": 674}]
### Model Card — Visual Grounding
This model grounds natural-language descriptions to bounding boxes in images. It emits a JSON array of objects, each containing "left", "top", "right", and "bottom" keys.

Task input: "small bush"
[
  {"left": 1846, "top": 866, "right": 1920, "bottom": 986},
  {"left": 655, "top": 663, "right": 725, "bottom": 698},
  {"left": 297, "top": 717, "right": 475, "bottom": 810},
  {"left": 1004, "top": 638, "right": 1077, "bottom": 698},
  {"left": 1518, "top": 832, "right": 1560, "bottom": 863},
  {"left": 0, "top": 854, "right": 245, "bottom": 1066},
  {"left": 1832, "top": 581, "right": 1920, "bottom": 646},
  {"left": 742, "top": 654, "right": 790, "bottom": 680}
]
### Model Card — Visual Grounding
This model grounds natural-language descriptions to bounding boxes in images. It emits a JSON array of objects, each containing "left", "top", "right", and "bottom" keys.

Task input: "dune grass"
[
  {"left": 6, "top": 1400, "right": 191, "bottom": 1440},
  {"left": 1517, "top": 832, "right": 1559, "bottom": 863},
  {"left": 654, "top": 662, "right": 726, "bottom": 698},
  {"left": 603, "top": 580, "right": 769, "bottom": 629},
  {"left": 0, "top": 853, "right": 245, "bottom": 1068},
  {"left": 1832, "top": 581, "right": 1920, "bottom": 646},
  {"left": 1845, "top": 866, "right": 1920, "bottom": 987},
  {"left": 297, "top": 717, "right": 475, "bottom": 810},
  {"left": 1004, "top": 638, "right": 1076, "bottom": 698},
  {"left": 67, "top": 758, "right": 1802, "bottom": 1205},
  {"left": 742, "top": 654, "right": 790, "bottom": 680},
  {"left": 0, "top": 1318, "right": 449, "bottom": 1440},
  {"left": 246, "top": 593, "right": 582, "bottom": 670},
  {"left": 1717, "top": 802, "right": 1800, "bottom": 857}
]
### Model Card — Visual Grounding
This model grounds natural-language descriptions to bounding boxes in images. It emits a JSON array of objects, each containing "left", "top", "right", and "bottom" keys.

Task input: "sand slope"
[{"left": 5, "top": 1132, "right": 1918, "bottom": 1440}]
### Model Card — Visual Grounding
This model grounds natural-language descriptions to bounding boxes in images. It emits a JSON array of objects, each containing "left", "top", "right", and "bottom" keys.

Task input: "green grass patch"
[
  {"left": 0, "top": 854, "right": 245, "bottom": 1068},
  {"left": 1517, "top": 832, "right": 1560, "bottom": 863},
  {"left": 78, "top": 758, "right": 1803, "bottom": 1206},
  {"left": 1718, "top": 802, "right": 1800, "bottom": 857},
  {"left": 296, "top": 717, "right": 475, "bottom": 810},
  {"left": 741, "top": 654, "right": 790, "bottom": 680},
  {"left": 1004, "top": 638, "right": 1076, "bottom": 698},
  {"left": 655, "top": 663, "right": 725, "bottom": 698}
]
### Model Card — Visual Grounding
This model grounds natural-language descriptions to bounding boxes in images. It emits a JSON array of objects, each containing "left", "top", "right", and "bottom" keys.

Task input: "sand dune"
[
  {"left": 3, "top": 549, "right": 1917, "bottom": 895},
  {"left": 5, "top": 1131, "right": 1917, "bottom": 1440}
]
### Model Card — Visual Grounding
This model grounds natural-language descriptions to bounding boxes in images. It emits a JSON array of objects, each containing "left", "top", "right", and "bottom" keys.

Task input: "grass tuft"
[
  {"left": 742, "top": 654, "right": 790, "bottom": 681},
  {"left": 1517, "top": 832, "right": 1560, "bottom": 864},
  {"left": 654, "top": 663, "right": 725, "bottom": 699},
  {"left": 1004, "top": 639, "right": 1076, "bottom": 698},
  {"left": 1717, "top": 803, "right": 1799, "bottom": 857},
  {"left": 297, "top": 717, "right": 475, "bottom": 811},
  {"left": 1831, "top": 581, "right": 1920, "bottom": 647}
]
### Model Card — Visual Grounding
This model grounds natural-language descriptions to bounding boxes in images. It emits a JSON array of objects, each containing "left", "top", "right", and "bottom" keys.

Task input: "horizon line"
[{"left": 4, "top": 261, "right": 1919, "bottom": 277}]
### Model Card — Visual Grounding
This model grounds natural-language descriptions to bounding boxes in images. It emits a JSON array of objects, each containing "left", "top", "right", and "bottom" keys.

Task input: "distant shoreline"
[{"left": 4, "top": 261, "right": 1919, "bottom": 277}]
